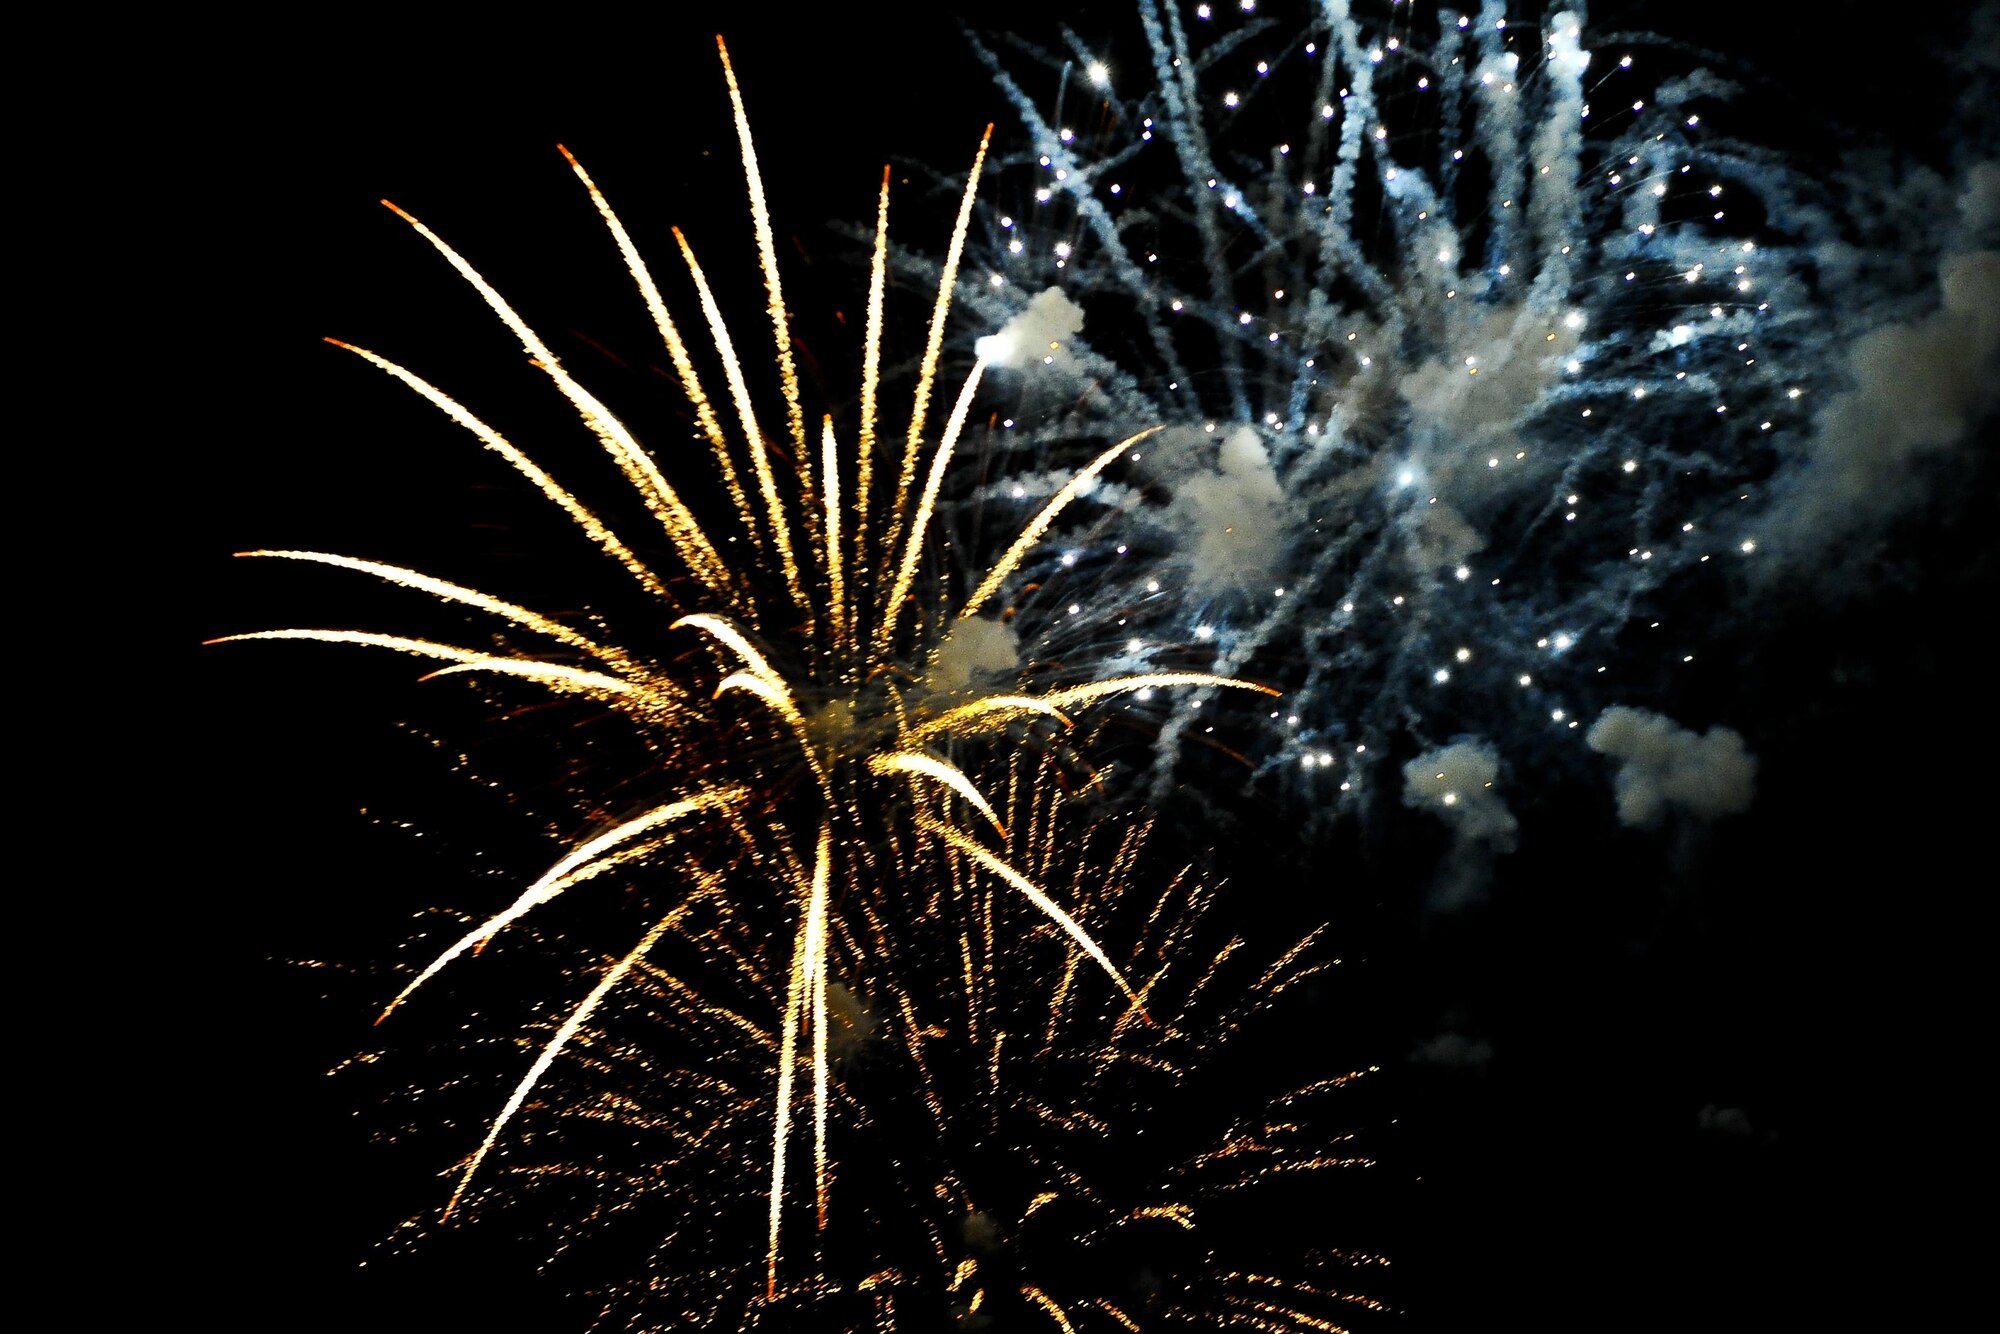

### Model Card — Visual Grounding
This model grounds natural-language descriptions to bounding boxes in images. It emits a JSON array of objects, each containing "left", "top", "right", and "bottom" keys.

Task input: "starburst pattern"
[
  {"left": 933, "top": 0, "right": 1995, "bottom": 859},
  {"left": 371, "top": 756, "right": 1386, "bottom": 1332},
  {"left": 211, "top": 36, "right": 1277, "bottom": 1301}
]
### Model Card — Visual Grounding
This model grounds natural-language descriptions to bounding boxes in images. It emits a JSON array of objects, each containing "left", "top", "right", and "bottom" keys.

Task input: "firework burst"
[
  {"left": 946, "top": 0, "right": 1790, "bottom": 812},
  {"left": 400, "top": 754, "right": 1386, "bottom": 1332},
  {"left": 922, "top": 0, "right": 1995, "bottom": 867},
  {"left": 212, "top": 36, "right": 1280, "bottom": 1301}
]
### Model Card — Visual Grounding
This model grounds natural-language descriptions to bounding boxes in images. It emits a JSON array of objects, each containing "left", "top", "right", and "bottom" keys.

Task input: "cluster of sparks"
[
  {"left": 432, "top": 757, "right": 1387, "bottom": 1329},
  {"left": 939, "top": 0, "right": 1837, "bottom": 833},
  {"left": 213, "top": 35, "right": 1393, "bottom": 1330}
]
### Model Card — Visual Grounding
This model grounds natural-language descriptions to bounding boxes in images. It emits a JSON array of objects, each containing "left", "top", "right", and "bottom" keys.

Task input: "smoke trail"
[{"left": 910, "top": 0, "right": 1995, "bottom": 875}]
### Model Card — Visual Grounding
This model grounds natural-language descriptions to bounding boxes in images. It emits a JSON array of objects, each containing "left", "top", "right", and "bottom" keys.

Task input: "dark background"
[{"left": 180, "top": 4, "right": 1991, "bottom": 1328}]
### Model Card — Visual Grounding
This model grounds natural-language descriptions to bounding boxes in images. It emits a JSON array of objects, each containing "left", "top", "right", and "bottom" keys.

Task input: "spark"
[
  {"left": 478, "top": 754, "right": 1382, "bottom": 1329},
  {"left": 217, "top": 35, "right": 1272, "bottom": 1303},
  {"left": 954, "top": 0, "right": 1861, "bottom": 835}
]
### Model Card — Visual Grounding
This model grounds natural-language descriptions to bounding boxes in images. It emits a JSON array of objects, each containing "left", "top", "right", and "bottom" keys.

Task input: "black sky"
[{"left": 183, "top": 4, "right": 1993, "bottom": 1328}]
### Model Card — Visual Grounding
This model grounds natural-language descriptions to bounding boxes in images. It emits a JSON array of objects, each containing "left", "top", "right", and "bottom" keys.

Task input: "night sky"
[{"left": 188, "top": 4, "right": 1993, "bottom": 1329}]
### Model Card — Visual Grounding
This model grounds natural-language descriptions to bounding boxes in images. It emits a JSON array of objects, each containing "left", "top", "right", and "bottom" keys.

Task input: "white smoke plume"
[
  {"left": 1585, "top": 707, "right": 1756, "bottom": 828},
  {"left": 1164, "top": 425, "right": 1289, "bottom": 591},
  {"left": 913, "top": 1, "right": 1990, "bottom": 856},
  {"left": 1401, "top": 740, "right": 1518, "bottom": 849},
  {"left": 1761, "top": 163, "right": 2000, "bottom": 569},
  {"left": 975, "top": 285, "right": 1087, "bottom": 372},
  {"left": 928, "top": 615, "right": 1022, "bottom": 699}
]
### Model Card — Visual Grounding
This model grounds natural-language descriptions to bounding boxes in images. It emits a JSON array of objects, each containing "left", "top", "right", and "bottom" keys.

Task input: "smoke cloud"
[
  {"left": 1401, "top": 740, "right": 1518, "bottom": 850},
  {"left": 1164, "top": 426, "right": 1289, "bottom": 592},
  {"left": 1585, "top": 707, "right": 1756, "bottom": 828},
  {"left": 1765, "top": 164, "right": 2000, "bottom": 568}
]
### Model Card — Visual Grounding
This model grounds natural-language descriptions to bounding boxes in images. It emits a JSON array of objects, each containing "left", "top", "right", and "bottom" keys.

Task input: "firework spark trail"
[
  {"left": 448, "top": 756, "right": 1385, "bottom": 1331},
  {"left": 218, "top": 34, "right": 1282, "bottom": 1301},
  {"left": 378, "top": 200, "right": 738, "bottom": 603},
  {"left": 373, "top": 786, "right": 749, "bottom": 1024},
  {"left": 438, "top": 892, "right": 710, "bottom": 1223},
  {"left": 208, "top": 628, "right": 635, "bottom": 700},
  {"left": 929, "top": 1, "right": 1993, "bottom": 857},
  {"left": 313, "top": 340, "right": 678, "bottom": 602}
]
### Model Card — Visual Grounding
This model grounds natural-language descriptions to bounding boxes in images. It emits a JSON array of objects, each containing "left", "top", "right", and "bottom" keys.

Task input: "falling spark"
[
  {"left": 214, "top": 33, "right": 1276, "bottom": 1304},
  {"left": 944, "top": 0, "right": 1965, "bottom": 850},
  {"left": 441, "top": 753, "right": 1385, "bottom": 1330}
]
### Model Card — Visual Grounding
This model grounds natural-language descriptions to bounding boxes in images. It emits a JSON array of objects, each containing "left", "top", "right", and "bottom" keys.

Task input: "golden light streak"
[
  {"left": 768, "top": 909, "right": 808, "bottom": 1301},
  {"left": 767, "top": 823, "right": 833, "bottom": 1299},
  {"left": 1022, "top": 1284, "right": 1078, "bottom": 1334},
  {"left": 419, "top": 658, "right": 640, "bottom": 696},
  {"left": 892, "top": 987, "right": 949, "bottom": 1133},
  {"left": 234, "top": 550, "right": 616, "bottom": 661},
  {"left": 324, "top": 339, "right": 673, "bottom": 604},
  {"left": 633, "top": 951, "right": 771, "bottom": 1048},
  {"left": 718, "top": 36, "right": 805, "bottom": 461},
  {"left": 378, "top": 786, "right": 745, "bottom": 1022},
  {"left": 713, "top": 672, "right": 829, "bottom": 789},
  {"left": 919, "top": 816, "right": 1148, "bottom": 1018},
  {"left": 1254, "top": 925, "right": 1327, "bottom": 992},
  {"left": 206, "top": 628, "right": 524, "bottom": 670},
  {"left": 868, "top": 752, "right": 1006, "bottom": 841},
  {"left": 206, "top": 630, "right": 639, "bottom": 702},
  {"left": 1234, "top": 1273, "right": 1392, "bottom": 1315},
  {"left": 807, "top": 823, "right": 833, "bottom": 1233},
  {"left": 960, "top": 427, "right": 1166, "bottom": 620},
  {"left": 1092, "top": 1298, "right": 1142, "bottom": 1333},
  {"left": 380, "top": 201, "right": 735, "bottom": 600},
  {"left": 821, "top": 416, "right": 846, "bottom": 649},
  {"left": 879, "top": 354, "right": 989, "bottom": 652},
  {"left": 1272, "top": 1072, "right": 1374, "bottom": 1107},
  {"left": 555, "top": 146, "right": 761, "bottom": 548},
  {"left": 671, "top": 226, "right": 808, "bottom": 621},
  {"left": 672, "top": 612, "right": 779, "bottom": 683},
  {"left": 1227, "top": 1300, "right": 1356, "bottom": 1334},
  {"left": 959, "top": 918, "right": 981, "bottom": 1048},
  {"left": 1039, "top": 673, "right": 1282, "bottom": 712},
  {"left": 1217, "top": 1314, "right": 1325, "bottom": 1334},
  {"left": 852, "top": 165, "right": 892, "bottom": 621},
  {"left": 879, "top": 126, "right": 992, "bottom": 575},
  {"left": 1188, "top": 939, "right": 1248, "bottom": 1016},
  {"left": 441, "top": 898, "right": 697, "bottom": 1220},
  {"left": 907, "top": 695, "right": 1074, "bottom": 744}
]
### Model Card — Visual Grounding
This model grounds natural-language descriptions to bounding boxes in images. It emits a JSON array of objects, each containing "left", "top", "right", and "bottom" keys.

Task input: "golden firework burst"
[{"left": 212, "top": 36, "right": 1277, "bottom": 1298}]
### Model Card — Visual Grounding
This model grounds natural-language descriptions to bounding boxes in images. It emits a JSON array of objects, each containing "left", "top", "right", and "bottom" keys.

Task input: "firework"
[
  {"left": 416, "top": 754, "right": 1386, "bottom": 1332},
  {"left": 211, "top": 36, "right": 1279, "bottom": 1300},
  {"left": 928, "top": 0, "right": 1995, "bottom": 863}
]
